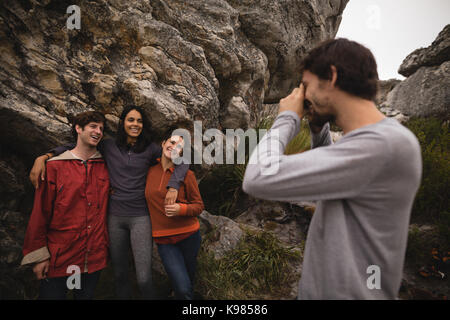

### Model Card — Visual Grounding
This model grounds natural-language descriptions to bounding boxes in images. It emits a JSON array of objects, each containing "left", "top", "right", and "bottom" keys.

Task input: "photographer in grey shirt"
[{"left": 243, "top": 38, "right": 422, "bottom": 299}]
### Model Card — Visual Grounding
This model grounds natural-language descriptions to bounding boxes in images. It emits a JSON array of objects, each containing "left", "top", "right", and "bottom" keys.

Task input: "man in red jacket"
[{"left": 21, "top": 111, "right": 110, "bottom": 300}]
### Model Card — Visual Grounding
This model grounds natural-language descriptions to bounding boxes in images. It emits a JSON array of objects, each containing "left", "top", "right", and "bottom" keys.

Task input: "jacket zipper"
[
  {"left": 158, "top": 170, "right": 168, "bottom": 191},
  {"left": 82, "top": 160, "right": 88, "bottom": 180},
  {"left": 82, "top": 160, "right": 89, "bottom": 272}
]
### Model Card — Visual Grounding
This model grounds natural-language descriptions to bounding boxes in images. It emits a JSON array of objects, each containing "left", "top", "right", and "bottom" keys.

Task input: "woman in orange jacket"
[{"left": 145, "top": 130, "right": 204, "bottom": 300}]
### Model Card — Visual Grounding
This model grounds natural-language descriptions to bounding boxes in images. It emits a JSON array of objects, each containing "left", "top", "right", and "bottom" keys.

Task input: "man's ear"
[
  {"left": 75, "top": 124, "right": 83, "bottom": 135},
  {"left": 330, "top": 65, "right": 338, "bottom": 88}
]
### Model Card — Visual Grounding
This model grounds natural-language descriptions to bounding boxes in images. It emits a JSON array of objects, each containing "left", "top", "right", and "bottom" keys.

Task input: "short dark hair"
[
  {"left": 71, "top": 111, "right": 106, "bottom": 140},
  {"left": 160, "top": 125, "right": 185, "bottom": 142},
  {"left": 300, "top": 38, "right": 379, "bottom": 100}
]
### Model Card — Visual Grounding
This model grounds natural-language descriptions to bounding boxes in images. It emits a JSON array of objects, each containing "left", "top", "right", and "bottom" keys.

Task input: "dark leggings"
[{"left": 107, "top": 214, "right": 154, "bottom": 299}]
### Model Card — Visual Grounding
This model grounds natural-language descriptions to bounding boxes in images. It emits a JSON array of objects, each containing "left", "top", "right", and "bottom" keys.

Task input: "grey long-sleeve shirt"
[{"left": 243, "top": 111, "right": 422, "bottom": 299}]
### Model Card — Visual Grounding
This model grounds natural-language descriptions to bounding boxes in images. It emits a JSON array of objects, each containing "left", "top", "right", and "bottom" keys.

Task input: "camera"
[{"left": 304, "top": 99, "right": 312, "bottom": 110}]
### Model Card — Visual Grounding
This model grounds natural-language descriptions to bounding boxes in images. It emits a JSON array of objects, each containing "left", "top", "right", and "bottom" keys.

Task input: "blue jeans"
[
  {"left": 38, "top": 270, "right": 101, "bottom": 300},
  {"left": 156, "top": 230, "right": 201, "bottom": 300}
]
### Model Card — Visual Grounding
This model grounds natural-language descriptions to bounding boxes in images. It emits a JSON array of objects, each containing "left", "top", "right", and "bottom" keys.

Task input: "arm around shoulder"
[{"left": 178, "top": 171, "right": 204, "bottom": 217}]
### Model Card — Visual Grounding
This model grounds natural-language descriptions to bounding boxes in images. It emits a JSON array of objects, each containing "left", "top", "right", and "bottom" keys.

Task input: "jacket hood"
[{"left": 47, "top": 150, "right": 103, "bottom": 162}]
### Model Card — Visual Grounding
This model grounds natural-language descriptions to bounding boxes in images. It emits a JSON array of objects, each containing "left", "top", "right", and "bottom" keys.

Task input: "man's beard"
[
  {"left": 309, "top": 111, "right": 335, "bottom": 128},
  {"left": 305, "top": 98, "right": 335, "bottom": 128}
]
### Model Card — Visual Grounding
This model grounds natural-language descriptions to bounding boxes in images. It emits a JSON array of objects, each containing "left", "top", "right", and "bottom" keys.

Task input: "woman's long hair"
[{"left": 116, "top": 105, "right": 154, "bottom": 153}]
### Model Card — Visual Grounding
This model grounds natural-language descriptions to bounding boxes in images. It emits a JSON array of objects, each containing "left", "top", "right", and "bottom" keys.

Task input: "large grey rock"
[
  {"left": 0, "top": 0, "right": 347, "bottom": 155},
  {"left": 227, "top": 0, "right": 349, "bottom": 103},
  {"left": 198, "top": 210, "right": 244, "bottom": 259},
  {"left": 399, "top": 24, "right": 450, "bottom": 77},
  {"left": 386, "top": 24, "right": 450, "bottom": 119},
  {"left": 374, "top": 80, "right": 409, "bottom": 124},
  {"left": 235, "top": 200, "right": 312, "bottom": 246},
  {"left": 376, "top": 79, "right": 402, "bottom": 106},
  {"left": 0, "top": 0, "right": 346, "bottom": 150},
  {"left": 151, "top": 210, "right": 245, "bottom": 278},
  {"left": 384, "top": 61, "right": 450, "bottom": 119}
]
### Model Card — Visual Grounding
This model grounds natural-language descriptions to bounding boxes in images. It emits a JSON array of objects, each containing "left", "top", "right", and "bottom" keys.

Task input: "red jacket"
[{"left": 21, "top": 151, "right": 110, "bottom": 278}]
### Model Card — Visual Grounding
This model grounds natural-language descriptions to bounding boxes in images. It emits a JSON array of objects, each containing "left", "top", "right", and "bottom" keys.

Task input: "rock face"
[
  {"left": 0, "top": 0, "right": 347, "bottom": 298},
  {"left": 198, "top": 210, "right": 244, "bottom": 259},
  {"left": 226, "top": 0, "right": 348, "bottom": 103},
  {"left": 0, "top": 210, "right": 37, "bottom": 299},
  {"left": 376, "top": 79, "right": 401, "bottom": 106},
  {"left": 235, "top": 200, "right": 312, "bottom": 246},
  {"left": 398, "top": 24, "right": 450, "bottom": 77},
  {"left": 384, "top": 24, "right": 450, "bottom": 119},
  {"left": 0, "top": 0, "right": 347, "bottom": 146},
  {"left": 375, "top": 79, "right": 409, "bottom": 123}
]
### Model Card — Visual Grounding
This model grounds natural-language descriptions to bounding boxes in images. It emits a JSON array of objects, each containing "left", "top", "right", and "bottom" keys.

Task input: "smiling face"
[
  {"left": 123, "top": 109, "right": 143, "bottom": 143},
  {"left": 76, "top": 121, "right": 104, "bottom": 148},
  {"left": 301, "top": 70, "right": 336, "bottom": 127},
  {"left": 162, "top": 135, "right": 184, "bottom": 161}
]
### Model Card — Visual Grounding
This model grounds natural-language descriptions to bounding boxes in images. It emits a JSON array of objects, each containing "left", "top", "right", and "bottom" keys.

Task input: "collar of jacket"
[
  {"left": 156, "top": 157, "right": 175, "bottom": 172},
  {"left": 47, "top": 150, "right": 103, "bottom": 162}
]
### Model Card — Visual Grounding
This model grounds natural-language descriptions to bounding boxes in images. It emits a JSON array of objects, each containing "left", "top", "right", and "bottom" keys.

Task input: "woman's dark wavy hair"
[
  {"left": 116, "top": 105, "right": 154, "bottom": 153},
  {"left": 300, "top": 38, "right": 379, "bottom": 101}
]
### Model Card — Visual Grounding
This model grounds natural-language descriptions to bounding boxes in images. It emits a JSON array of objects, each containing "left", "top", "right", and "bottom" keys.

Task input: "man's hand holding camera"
[
  {"left": 279, "top": 84, "right": 324, "bottom": 134},
  {"left": 279, "top": 83, "right": 307, "bottom": 119}
]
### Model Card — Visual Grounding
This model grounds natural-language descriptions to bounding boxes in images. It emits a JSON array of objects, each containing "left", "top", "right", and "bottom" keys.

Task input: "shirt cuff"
[
  {"left": 167, "top": 181, "right": 181, "bottom": 190},
  {"left": 178, "top": 203, "right": 188, "bottom": 216},
  {"left": 21, "top": 246, "right": 50, "bottom": 266},
  {"left": 277, "top": 110, "right": 301, "bottom": 124}
]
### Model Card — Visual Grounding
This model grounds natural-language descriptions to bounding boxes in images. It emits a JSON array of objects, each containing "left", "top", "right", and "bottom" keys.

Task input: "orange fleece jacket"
[{"left": 145, "top": 161, "right": 204, "bottom": 237}]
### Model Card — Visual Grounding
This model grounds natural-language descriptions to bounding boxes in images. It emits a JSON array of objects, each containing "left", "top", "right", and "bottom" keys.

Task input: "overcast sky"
[{"left": 336, "top": 0, "right": 450, "bottom": 80}]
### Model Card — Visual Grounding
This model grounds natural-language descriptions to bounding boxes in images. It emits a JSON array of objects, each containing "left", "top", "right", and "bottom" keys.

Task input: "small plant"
[
  {"left": 199, "top": 163, "right": 247, "bottom": 218},
  {"left": 284, "top": 119, "right": 311, "bottom": 155},
  {"left": 405, "top": 118, "right": 449, "bottom": 225},
  {"left": 404, "top": 117, "right": 450, "bottom": 271},
  {"left": 255, "top": 116, "right": 311, "bottom": 155},
  {"left": 406, "top": 226, "right": 431, "bottom": 267},
  {"left": 195, "top": 230, "right": 302, "bottom": 299}
]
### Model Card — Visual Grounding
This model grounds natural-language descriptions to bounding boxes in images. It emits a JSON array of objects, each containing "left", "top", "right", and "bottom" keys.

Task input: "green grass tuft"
[
  {"left": 199, "top": 116, "right": 311, "bottom": 218},
  {"left": 195, "top": 230, "right": 302, "bottom": 299}
]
